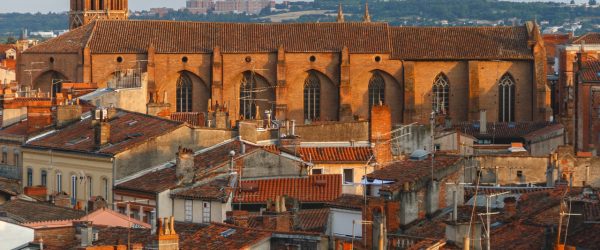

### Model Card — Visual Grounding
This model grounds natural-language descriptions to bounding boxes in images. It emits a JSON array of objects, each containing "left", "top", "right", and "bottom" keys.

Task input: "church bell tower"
[{"left": 69, "top": 0, "right": 129, "bottom": 30}]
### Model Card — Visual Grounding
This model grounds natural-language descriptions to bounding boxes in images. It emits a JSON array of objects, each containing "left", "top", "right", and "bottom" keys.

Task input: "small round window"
[
  {"left": 309, "top": 56, "right": 316, "bottom": 62},
  {"left": 374, "top": 56, "right": 381, "bottom": 62},
  {"left": 182, "top": 56, "right": 189, "bottom": 63},
  {"left": 245, "top": 56, "right": 252, "bottom": 63},
  {"left": 116, "top": 56, "right": 123, "bottom": 63}
]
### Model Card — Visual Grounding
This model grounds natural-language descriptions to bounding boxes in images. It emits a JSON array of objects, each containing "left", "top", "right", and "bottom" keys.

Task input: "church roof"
[
  {"left": 25, "top": 22, "right": 95, "bottom": 53},
  {"left": 25, "top": 20, "right": 534, "bottom": 60},
  {"left": 390, "top": 26, "right": 533, "bottom": 60}
]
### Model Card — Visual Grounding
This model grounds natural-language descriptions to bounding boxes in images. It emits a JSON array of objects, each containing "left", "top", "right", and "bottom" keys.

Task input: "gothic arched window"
[
  {"left": 240, "top": 72, "right": 257, "bottom": 119},
  {"left": 498, "top": 73, "right": 516, "bottom": 122},
  {"left": 304, "top": 72, "right": 321, "bottom": 121},
  {"left": 368, "top": 72, "right": 385, "bottom": 108},
  {"left": 176, "top": 73, "right": 193, "bottom": 112},
  {"left": 432, "top": 73, "right": 450, "bottom": 114}
]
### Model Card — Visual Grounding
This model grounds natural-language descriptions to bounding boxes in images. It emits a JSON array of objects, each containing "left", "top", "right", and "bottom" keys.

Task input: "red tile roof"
[
  {"left": 295, "top": 147, "right": 373, "bottom": 163},
  {"left": 579, "top": 60, "right": 600, "bottom": 82},
  {"left": 391, "top": 26, "right": 533, "bottom": 60},
  {"left": 170, "top": 177, "right": 232, "bottom": 202},
  {"left": 88, "top": 20, "right": 390, "bottom": 54},
  {"left": 0, "top": 199, "right": 85, "bottom": 223},
  {"left": 25, "top": 109, "right": 184, "bottom": 155},
  {"left": 326, "top": 194, "right": 382, "bottom": 211},
  {"left": 93, "top": 221, "right": 206, "bottom": 246},
  {"left": 26, "top": 23, "right": 95, "bottom": 53},
  {"left": 115, "top": 166, "right": 178, "bottom": 194},
  {"left": 0, "top": 119, "right": 53, "bottom": 139},
  {"left": 179, "top": 223, "right": 271, "bottom": 249},
  {"left": 234, "top": 174, "right": 342, "bottom": 203},
  {"left": 366, "top": 156, "right": 461, "bottom": 192},
  {"left": 247, "top": 208, "right": 330, "bottom": 233},
  {"left": 572, "top": 32, "right": 600, "bottom": 45},
  {"left": 24, "top": 20, "right": 535, "bottom": 61},
  {"left": 194, "top": 140, "right": 260, "bottom": 169},
  {"left": 170, "top": 112, "right": 205, "bottom": 127},
  {"left": 490, "top": 221, "right": 545, "bottom": 250}
]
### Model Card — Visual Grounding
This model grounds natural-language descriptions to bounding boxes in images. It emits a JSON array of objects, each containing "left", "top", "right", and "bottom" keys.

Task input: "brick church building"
[{"left": 17, "top": 0, "right": 551, "bottom": 126}]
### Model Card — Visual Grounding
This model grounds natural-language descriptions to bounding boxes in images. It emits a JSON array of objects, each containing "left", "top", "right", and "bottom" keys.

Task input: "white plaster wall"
[
  {"left": 331, "top": 208, "right": 362, "bottom": 238},
  {"left": 0, "top": 221, "right": 34, "bottom": 250}
]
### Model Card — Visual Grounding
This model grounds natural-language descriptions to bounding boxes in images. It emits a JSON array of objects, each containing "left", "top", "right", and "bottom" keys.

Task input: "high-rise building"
[{"left": 69, "top": 0, "right": 129, "bottom": 30}]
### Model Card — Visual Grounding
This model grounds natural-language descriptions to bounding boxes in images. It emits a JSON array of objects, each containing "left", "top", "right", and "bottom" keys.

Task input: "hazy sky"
[
  {"left": 0, "top": 0, "right": 589, "bottom": 13},
  {"left": 0, "top": 0, "right": 188, "bottom": 13}
]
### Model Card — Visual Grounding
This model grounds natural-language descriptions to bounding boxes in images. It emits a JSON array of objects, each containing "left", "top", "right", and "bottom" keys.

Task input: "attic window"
[
  {"left": 126, "top": 120, "right": 138, "bottom": 126},
  {"left": 66, "top": 136, "right": 89, "bottom": 146},
  {"left": 517, "top": 170, "right": 523, "bottom": 178},
  {"left": 220, "top": 228, "right": 236, "bottom": 237}
]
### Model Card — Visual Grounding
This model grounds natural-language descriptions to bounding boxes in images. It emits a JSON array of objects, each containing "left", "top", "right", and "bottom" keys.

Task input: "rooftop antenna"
[{"left": 478, "top": 191, "right": 510, "bottom": 250}]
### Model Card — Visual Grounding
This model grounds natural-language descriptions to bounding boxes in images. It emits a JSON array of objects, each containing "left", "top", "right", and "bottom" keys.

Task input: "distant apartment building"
[
  {"left": 186, "top": 0, "right": 213, "bottom": 14},
  {"left": 186, "top": 0, "right": 272, "bottom": 14}
]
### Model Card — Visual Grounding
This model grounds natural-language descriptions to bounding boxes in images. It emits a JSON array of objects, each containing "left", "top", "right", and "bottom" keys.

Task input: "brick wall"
[
  {"left": 19, "top": 47, "right": 546, "bottom": 125},
  {"left": 35, "top": 226, "right": 77, "bottom": 248}
]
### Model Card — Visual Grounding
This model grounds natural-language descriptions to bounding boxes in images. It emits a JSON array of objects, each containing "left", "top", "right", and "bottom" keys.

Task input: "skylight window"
[
  {"left": 220, "top": 228, "right": 236, "bottom": 238},
  {"left": 126, "top": 120, "right": 138, "bottom": 126},
  {"left": 66, "top": 136, "right": 89, "bottom": 146}
]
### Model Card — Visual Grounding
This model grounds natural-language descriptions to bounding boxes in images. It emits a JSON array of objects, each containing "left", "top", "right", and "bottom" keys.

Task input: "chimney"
[
  {"left": 503, "top": 197, "right": 517, "bottom": 219},
  {"left": 94, "top": 122, "right": 111, "bottom": 148},
  {"left": 370, "top": 105, "right": 392, "bottom": 164},
  {"left": 156, "top": 217, "right": 179, "bottom": 250},
  {"left": 175, "top": 147, "right": 195, "bottom": 185},
  {"left": 56, "top": 103, "right": 82, "bottom": 128},
  {"left": 227, "top": 210, "right": 249, "bottom": 227},
  {"left": 290, "top": 120, "right": 296, "bottom": 136},
  {"left": 479, "top": 110, "right": 487, "bottom": 134}
]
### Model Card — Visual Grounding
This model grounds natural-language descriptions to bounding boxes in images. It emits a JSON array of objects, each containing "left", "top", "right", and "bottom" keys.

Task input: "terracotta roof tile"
[
  {"left": 87, "top": 20, "right": 391, "bottom": 54},
  {"left": 234, "top": 174, "right": 342, "bottom": 203},
  {"left": 24, "top": 20, "right": 535, "bottom": 61},
  {"left": 194, "top": 140, "right": 259, "bottom": 169},
  {"left": 579, "top": 60, "right": 600, "bottom": 82},
  {"left": 0, "top": 177, "right": 20, "bottom": 196},
  {"left": 170, "top": 112, "right": 205, "bottom": 127},
  {"left": 326, "top": 194, "right": 382, "bottom": 211},
  {"left": 0, "top": 199, "right": 85, "bottom": 223},
  {"left": 390, "top": 26, "right": 533, "bottom": 60},
  {"left": 572, "top": 32, "right": 600, "bottom": 44},
  {"left": 247, "top": 208, "right": 329, "bottom": 233},
  {"left": 366, "top": 156, "right": 461, "bottom": 192},
  {"left": 179, "top": 223, "right": 271, "bottom": 249},
  {"left": 296, "top": 147, "right": 373, "bottom": 163},
  {"left": 93, "top": 221, "right": 205, "bottom": 246},
  {"left": 26, "top": 23, "right": 95, "bottom": 53},
  {"left": 170, "top": 177, "right": 231, "bottom": 201},
  {"left": 115, "top": 166, "right": 178, "bottom": 194},
  {"left": 25, "top": 109, "right": 184, "bottom": 155}
]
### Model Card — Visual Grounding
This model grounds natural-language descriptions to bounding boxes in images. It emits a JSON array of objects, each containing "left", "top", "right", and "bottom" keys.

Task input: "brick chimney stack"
[
  {"left": 176, "top": 147, "right": 195, "bottom": 185},
  {"left": 503, "top": 196, "right": 517, "bottom": 219},
  {"left": 56, "top": 101, "right": 82, "bottom": 128},
  {"left": 94, "top": 122, "right": 111, "bottom": 148},
  {"left": 370, "top": 105, "right": 392, "bottom": 164}
]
